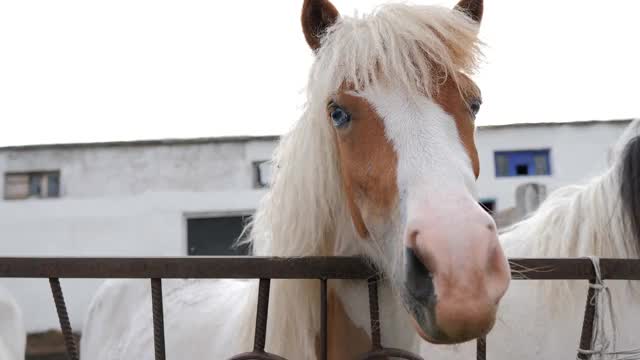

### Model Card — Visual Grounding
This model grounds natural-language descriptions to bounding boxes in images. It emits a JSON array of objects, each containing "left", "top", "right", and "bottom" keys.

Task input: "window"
[
  {"left": 253, "top": 160, "right": 273, "bottom": 188},
  {"left": 494, "top": 150, "right": 551, "bottom": 177},
  {"left": 187, "top": 216, "right": 251, "bottom": 256},
  {"left": 4, "top": 171, "right": 60, "bottom": 200}
]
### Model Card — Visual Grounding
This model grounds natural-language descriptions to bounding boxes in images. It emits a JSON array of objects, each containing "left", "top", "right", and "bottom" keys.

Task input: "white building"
[{"left": 0, "top": 118, "right": 633, "bottom": 334}]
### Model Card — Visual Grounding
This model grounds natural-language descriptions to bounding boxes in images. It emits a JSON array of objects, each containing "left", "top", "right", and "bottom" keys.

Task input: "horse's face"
[{"left": 303, "top": 0, "right": 510, "bottom": 344}]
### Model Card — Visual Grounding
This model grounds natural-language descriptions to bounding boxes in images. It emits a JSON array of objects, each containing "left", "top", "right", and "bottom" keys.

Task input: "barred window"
[{"left": 494, "top": 150, "right": 551, "bottom": 177}]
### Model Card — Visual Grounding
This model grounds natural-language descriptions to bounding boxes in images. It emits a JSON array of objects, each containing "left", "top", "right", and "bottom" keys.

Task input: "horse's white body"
[
  {"left": 81, "top": 278, "right": 415, "bottom": 359},
  {"left": 0, "top": 285, "right": 26, "bottom": 360},
  {"left": 80, "top": 278, "right": 257, "bottom": 359},
  {"left": 421, "top": 119, "right": 640, "bottom": 359}
]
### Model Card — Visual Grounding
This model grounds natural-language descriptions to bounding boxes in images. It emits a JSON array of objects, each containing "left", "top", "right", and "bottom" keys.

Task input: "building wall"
[
  {"left": 0, "top": 120, "right": 634, "bottom": 332},
  {"left": 1, "top": 139, "right": 276, "bottom": 197}
]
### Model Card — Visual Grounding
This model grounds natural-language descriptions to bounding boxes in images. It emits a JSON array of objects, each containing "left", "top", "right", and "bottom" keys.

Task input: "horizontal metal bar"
[
  {"left": 0, "top": 256, "right": 378, "bottom": 279},
  {"left": 508, "top": 258, "right": 640, "bottom": 280},
  {"left": 0, "top": 257, "right": 639, "bottom": 280}
]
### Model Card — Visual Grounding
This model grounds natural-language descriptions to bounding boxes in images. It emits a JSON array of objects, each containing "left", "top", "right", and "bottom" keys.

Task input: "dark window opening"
[
  {"left": 516, "top": 164, "right": 529, "bottom": 175},
  {"left": 187, "top": 216, "right": 251, "bottom": 256},
  {"left": 253, "top": 160, "right": 272, "bottom": 188}
]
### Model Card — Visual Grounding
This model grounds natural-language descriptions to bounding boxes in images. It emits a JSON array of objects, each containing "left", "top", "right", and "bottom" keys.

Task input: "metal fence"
[{"left": 1, "top": 257, "right": 640, "bottom": 360}]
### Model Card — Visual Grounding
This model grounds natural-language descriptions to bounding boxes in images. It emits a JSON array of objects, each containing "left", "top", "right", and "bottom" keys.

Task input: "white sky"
[{"left": 1, "top": 0, "right": 639, "bottom": 146}]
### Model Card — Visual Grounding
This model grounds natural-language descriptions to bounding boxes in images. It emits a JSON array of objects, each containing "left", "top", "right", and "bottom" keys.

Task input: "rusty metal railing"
[{"left": 1, "top": 257, "right": 640, "bottom": 360}]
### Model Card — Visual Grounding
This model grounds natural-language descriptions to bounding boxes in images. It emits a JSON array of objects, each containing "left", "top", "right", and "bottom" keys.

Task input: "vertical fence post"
[
  {"left": 151, "top": 278, "right": 166, "bottom": 360},
  {"left": 476, "top": 336, "right": 486, "bottom": 360},
  {"left": 367, "top": 277, "right": 382, "bottom": 351},
  {"left": 229, "top": 278, "right": 287, "bottom": 360},
  {"left": 253, "top": 278, "right": 271, "bottom": 352},
  {"left": 49, "top": 278, "right": 80, "bottom": 360},
  {"left": 320, "top": 278, "right": 328, "bottom": 360},
  {"left": 358, "top": 276, "right": 423, "bottom": 360},
  {"left": 577, "top": 279, "right": 597, "bottom": 360}
]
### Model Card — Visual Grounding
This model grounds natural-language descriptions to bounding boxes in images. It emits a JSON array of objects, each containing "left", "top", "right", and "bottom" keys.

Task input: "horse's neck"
[
  {"left": 263, "top": 261, "right": 415, "bottom": 358},
  {"left": 328, "top": 279, "right": 417, "bottom": 358},
  {"left": 259, "top": 204, "right": 415, "bottom": 358},
  {"left": 325, "top": 280, "right": 373, "bottom": 358}
]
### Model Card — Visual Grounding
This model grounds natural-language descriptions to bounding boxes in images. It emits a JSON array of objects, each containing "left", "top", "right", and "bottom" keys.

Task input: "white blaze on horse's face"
[
  {"left": 361, "top": 83, "right": 510, "bottom": 344},
  {"left": 302, "top": 0, "right": 510, "bottom": 345}
]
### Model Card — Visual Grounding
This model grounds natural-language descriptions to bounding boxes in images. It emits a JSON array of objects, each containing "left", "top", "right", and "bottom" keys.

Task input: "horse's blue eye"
[
  {"left": 469, "top": 98, "right": 482, "bottom": 117},
  {"left": 330, "top": 106, "right": 351, "bottom": 128}
]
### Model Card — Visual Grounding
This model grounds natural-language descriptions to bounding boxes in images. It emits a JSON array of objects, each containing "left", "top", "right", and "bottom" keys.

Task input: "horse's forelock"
[
  {"left": 620, "top": 135, "right": 640, "bottom": 255},
  {"left": 313, "top": 3, "right": 483, "bottom": 100}
]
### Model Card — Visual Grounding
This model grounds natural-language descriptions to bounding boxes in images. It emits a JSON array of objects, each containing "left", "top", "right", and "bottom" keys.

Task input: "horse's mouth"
[
  {"left": 403, "top": 247, "right": 494, "bottom": 344},
  {"left": 405, "top": 297, "right": 487, "bottom": 345}
]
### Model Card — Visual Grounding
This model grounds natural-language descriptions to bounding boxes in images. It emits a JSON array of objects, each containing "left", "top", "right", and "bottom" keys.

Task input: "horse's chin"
[
  {"left": 410, "top": 317, "right": 447, "bottom": 344},
  {"left": 404, "top": 295, "right": 494, "bottom": 345}
]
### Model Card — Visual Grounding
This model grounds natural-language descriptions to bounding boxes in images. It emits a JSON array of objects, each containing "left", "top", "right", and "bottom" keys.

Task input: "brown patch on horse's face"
[
  {"left": 329, "top": 90, "right": 399, "bottom": 239},
  {"left": 434, "top": 74, "right": 481, "bottom": 178},
  {"left": 315, "top": 289, "right": 371, "bottom": 359}
]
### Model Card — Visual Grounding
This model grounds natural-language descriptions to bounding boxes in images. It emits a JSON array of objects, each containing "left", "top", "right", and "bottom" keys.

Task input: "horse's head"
[{"left": 301, "top": 0, "right": 510, "bottom": 344}]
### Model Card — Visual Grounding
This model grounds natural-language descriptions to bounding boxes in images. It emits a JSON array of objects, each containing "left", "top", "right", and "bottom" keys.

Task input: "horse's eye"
[
  {"left": 469, "top": 98, "right": 482, "bottom": 117},
  {"left": 330, "top": 105, "right": 351, "bottom": 128}
]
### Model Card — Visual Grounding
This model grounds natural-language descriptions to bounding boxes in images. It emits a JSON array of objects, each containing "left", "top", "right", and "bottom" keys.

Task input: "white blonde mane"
[
  {"left": 236, "top": 3, "right": 484, "bottom": 356},
  {"left": 316, "top": 3, "right": 483, "bottom": 98}
]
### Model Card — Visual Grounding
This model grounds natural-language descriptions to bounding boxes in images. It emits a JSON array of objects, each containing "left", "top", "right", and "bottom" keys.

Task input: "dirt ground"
[{"left": 26, "top": 330, "right": 81, "bottom": 360}]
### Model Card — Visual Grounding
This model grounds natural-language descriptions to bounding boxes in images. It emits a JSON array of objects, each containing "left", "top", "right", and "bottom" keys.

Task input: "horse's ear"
[
  {"left": 454, "top": 0, "right": 483, "bottom": 24},
  {"left": 301, "top": 0, "right": 340, "bottom": 51}
]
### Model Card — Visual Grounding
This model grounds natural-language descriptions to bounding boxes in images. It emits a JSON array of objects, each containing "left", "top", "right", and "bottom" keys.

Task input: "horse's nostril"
[
  {"left": 405, "top": 247, "right": 435, "bottom": 303},
  {"left": 407, "top": 229, "right": 420, "bottom": 248}
]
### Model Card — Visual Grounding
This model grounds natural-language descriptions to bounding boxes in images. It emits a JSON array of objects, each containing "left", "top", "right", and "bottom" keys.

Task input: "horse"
[
  {"left": 0, "top": 285, "right": 26, "bottom": 360},
  {"left": 420, "top": 118, "right": 640, "bottom": 359},
  {"left": 80, "top": 1, "right": 511, "bottom": 358}
]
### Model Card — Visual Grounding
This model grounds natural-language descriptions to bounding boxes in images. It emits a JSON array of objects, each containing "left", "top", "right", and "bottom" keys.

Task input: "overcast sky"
[{"left": 1, "top": 0, "right": 639, "bottom": 146}]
